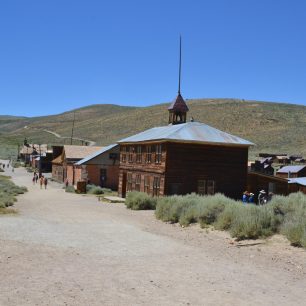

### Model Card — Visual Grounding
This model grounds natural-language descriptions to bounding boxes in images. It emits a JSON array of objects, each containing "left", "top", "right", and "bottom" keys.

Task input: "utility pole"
[{"left": 70, "top": 111, "right": 76, "bottom": 145}]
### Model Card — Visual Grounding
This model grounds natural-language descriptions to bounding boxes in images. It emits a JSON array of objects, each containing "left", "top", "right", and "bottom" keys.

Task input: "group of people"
[
  {"left": 32, "top": 171, "right": 48, "bottom": 189},
  {"left": 242, "top": 190, "right": 273, "bottom": 205},
  {"left": 1, "top": 162, "right": 14, "bottom": 172}
]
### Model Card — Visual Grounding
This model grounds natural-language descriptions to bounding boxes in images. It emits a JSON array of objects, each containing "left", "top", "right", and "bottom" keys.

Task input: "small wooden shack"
[
  {"left": 247, "top": 171, "right": 295, "bottom": 196},
  {"left": 51, "top": 145, "right": 102, "bottom": 184},
  {"left": 74, "top": 144, "right": 120, "bottom": 190},
  {"left": 276, "top": 165, "right": 306, "bottom": 179}
]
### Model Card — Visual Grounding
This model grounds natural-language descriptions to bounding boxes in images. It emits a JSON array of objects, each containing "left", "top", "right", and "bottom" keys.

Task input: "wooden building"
[
  {"left": 276, "top": 165, "right": 306, "bottom": 179},
  {"left": 73, "top": 144, "right": 120, "bottom": 190},
  {"left": 247, "top": 171, "right": 295, "bottom": 197},
  {"left": 51, "top": 145, "right": 102, "bottom": 184},
  {"left": 117, "top": 93, "right": 253, "bottom": 199}
]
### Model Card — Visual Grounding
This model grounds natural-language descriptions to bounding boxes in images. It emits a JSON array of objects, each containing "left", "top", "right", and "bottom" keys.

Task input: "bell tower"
[{"left": 168, "top": 36, "right": 189, "bottom": 125}]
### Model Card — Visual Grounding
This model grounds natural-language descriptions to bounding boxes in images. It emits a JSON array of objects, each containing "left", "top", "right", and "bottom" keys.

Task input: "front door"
[
  {"left": 121, "top": 172, "right": 127, "bottom": 198},
  {"left": 100, "top": 169, "right": 107, "bottom": 187}
]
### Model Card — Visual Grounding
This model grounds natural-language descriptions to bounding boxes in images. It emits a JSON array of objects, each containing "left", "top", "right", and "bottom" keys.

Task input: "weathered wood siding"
[
  {"left": 118, "top": 142, "right": 249, "bottom": 199},
  {"left": 247, "top": 172, "right": 296, "bottom": 197},
  {"left": 118, "top": 143, "right": 166, "bottom": 197},
  {"left": 165, "top": 142, "right": 249, "bottom": 199}
]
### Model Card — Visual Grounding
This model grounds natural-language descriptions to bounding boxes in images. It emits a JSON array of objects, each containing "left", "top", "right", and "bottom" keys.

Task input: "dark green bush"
[{"left": 126, "top": 191, "right": 157, "bottom": 210}]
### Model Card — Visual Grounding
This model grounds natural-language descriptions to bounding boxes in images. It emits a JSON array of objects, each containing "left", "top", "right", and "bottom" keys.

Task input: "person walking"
[
  {"left": 44, "top": 177, "right": 48, "bottom": 189},
  {"left": 40, "top": 176, "right": 44, "bottom": 189},
  {"left": 32, "top": 176, "right": 35, "bottom": 185},
  {"left": 35, "top": 174, "right": 39, "bottom": 183}
]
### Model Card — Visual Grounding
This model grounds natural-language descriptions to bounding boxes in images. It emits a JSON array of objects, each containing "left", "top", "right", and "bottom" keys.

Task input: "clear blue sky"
[{"left": 1, "top": 0, "right": 306, "bottom": 116}]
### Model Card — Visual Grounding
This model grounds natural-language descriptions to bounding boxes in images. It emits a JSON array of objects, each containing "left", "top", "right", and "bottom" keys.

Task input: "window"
[
  {"left": 197, "top": 180, "right": 215, "bottom": 195},
  {"left": 136, "top": 145, "right": 142, "bottom": 163},
  {"left": 153, "top": 177, "right": 160, "bottom": 196},
  {"left": 207, "top": 180, "right": 215, "bottom": 195},
  {"left": 197, "top": 180, "right": 206, "bottom": 195},
  {"left": 135, "top": 174, "right": 141, "bottom": 191},
  {"left": 121, "top": 146, "right": 126, "bottom": 163},
  {"left": 268, "top": 182, "right": 275, "bottom": 193},
  {"left": 144, "top": 176, "right": 150, "bottom": 194},
  {"left": 146, "top": 145, "right": 152, "bottom": 163},
  {"left": 128, "top": 146, "right": 134, "bottom": 163},
  {"left": 127, "top": 172, "right": 133, "bottom": 192},
  {"left": 155, "top": 144, "right": 162, "bottom": 164}
]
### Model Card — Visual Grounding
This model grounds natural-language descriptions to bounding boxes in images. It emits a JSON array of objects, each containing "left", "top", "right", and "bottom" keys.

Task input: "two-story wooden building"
[{"left": 117, "top": 93, "right": 253, "bottom": 199}]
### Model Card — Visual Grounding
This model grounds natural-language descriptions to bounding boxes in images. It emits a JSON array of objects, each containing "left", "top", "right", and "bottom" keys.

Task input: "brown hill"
[{"left": 1, "top": 98, "right": 306, "bottom": 159}]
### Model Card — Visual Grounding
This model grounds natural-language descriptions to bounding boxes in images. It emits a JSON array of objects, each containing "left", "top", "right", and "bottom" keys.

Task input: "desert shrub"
[
  {"left": 126, "top": 191, "right": 157, "bottom": 210},
  {"left": 229, "top": 205, "right": 279, "bottom": 240},
  {"left": 65, "top": 186, "right": 75, "bottom": 193},
  {"left": 12, "top": 161, "right": 21, "bottom": 168},
  {"left": 155, "top": 193, "right": 233, "bottom": 226},
  {"left": 102, "top": 187, "right": 112, "bottom": 193},
  {"left": 0, "top": 175, "right": 27, "bottom": 212},
  {"left": 86, "top": 184, "right": 95, "bottom": 192},
  {"left": 196, "top": 194, "right": 235, "bottom": 227},
  {"left": 155, "top": 194, "right": 194, "bottom": 223},
  {"left": 281, "top": 219, "right": 306, "bottom": 247},
  {"left": 87, "top": 186, "right": 104, "bottom": 195}
]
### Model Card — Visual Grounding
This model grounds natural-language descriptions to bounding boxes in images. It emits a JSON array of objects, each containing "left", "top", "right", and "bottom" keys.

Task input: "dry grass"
[
  {"left": 2, "top": 99, "right": 306, "bottom": 158},
  {"left": 0, "top": 207, "right": 17, "bottom": 214}
]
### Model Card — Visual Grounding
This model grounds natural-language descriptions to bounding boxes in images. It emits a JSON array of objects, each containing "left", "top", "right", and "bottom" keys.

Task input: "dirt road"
[{"left": 0, "top": 161, "right": 306, "bottom": 305}]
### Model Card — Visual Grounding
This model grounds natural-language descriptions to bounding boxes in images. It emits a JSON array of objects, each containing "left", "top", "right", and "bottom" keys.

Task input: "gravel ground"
[{"left": 0, "top": 160, "right": 306, "bottom": 306}]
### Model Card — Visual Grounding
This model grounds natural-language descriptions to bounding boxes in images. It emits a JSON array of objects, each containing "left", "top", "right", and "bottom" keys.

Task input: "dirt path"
[
  {"left": 24, "top": 126, "right": 97, "bottom": 146},
  {"left": 0, "top": 161, "right": 306, "bottom": 305}
]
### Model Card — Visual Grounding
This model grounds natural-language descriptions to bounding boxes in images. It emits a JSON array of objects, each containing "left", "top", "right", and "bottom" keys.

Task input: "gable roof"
[
  {"left": 276, "top": 165, "right": 306, "bottom": 174},
  {"left": 118, "top": 121, "right": 254, "bottom": 147},
  {"left": 52, "top": 154, "right": 63, "bottom": 164},
  {"left": 20, "top": 144, "right": 48, "bottom": 155},
  {"left": 63, "top": 145, "right": 103, "bottom": 160},
  {"left": 75, "top": 144, "right": 118, "bottom": 165}
]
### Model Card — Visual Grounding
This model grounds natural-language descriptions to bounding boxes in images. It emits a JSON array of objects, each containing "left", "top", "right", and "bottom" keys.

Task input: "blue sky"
[{"left": 1, "top": 0, "right": 306, "bottom": 116}]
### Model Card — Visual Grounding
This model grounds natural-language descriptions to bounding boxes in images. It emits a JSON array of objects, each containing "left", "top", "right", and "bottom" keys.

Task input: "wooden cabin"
[
  {"left": 247, "top": 171, "right": 295, "bottom": 197},
  {"left": 276, "top": 165, "right": 306, "bottom": 179},
  {"left": 51, "top": 145, "right": 102, "bottom": 184},
  {"left": 73, "top": 144, "right": 120, "bottom": 190},
  {"left": 117, "top": 94, "right": 253, "bottom": 199}
]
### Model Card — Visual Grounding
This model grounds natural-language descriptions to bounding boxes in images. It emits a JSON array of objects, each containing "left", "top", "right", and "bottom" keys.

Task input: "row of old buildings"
[{"left": 18, "top": 89, "right": 306, "bottom": 200}]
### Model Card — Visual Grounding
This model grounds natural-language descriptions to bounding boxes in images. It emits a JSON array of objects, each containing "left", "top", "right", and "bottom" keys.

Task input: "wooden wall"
[
  {"left": 247, "top": 172, "right": 295, "bottom": 197},
  {"left": 118, "top": 141, "right": 249, "bottom": 199},
  {"left": 165, "top": 142, "right": 249, "bottom": 199}
]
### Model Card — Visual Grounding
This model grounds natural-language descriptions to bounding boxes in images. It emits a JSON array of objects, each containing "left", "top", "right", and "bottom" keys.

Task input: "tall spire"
[
  {"left": 178, "top": 35, "right": 182, "bottom": 94},
  {"left": 168, "top": 35, "right": 189, "bottom": 125}
]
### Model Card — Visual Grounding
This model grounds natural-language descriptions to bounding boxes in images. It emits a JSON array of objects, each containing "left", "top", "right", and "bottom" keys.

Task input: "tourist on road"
[
  {"left": 44, "top": 177, "right": 48, "bottom": 189},
  {"left": 35, "top": 174, "right": 39, "bottom": 183},
  {"left": 32, "top": 176, "right": 35, "bottom": 185},
  {"left": 40, "top": 176, "right": 44, "bottom": 189}
]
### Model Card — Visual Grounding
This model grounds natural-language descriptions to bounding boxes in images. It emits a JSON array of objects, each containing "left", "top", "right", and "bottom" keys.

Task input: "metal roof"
[
  {"left": 288, "top": 177, "right": 306, "bottom": 186},
  {"left": 75, "top": 144, "right": 118, "bottom": 165},
  {"left": 64, "top": 145, "right": 103, "bottom": 160},
  {"left": 118, "top": 121, "right": 254, "bottom": 146},
  {"left": 276, "top": 165, "right": 306, "bottom": 174}
]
